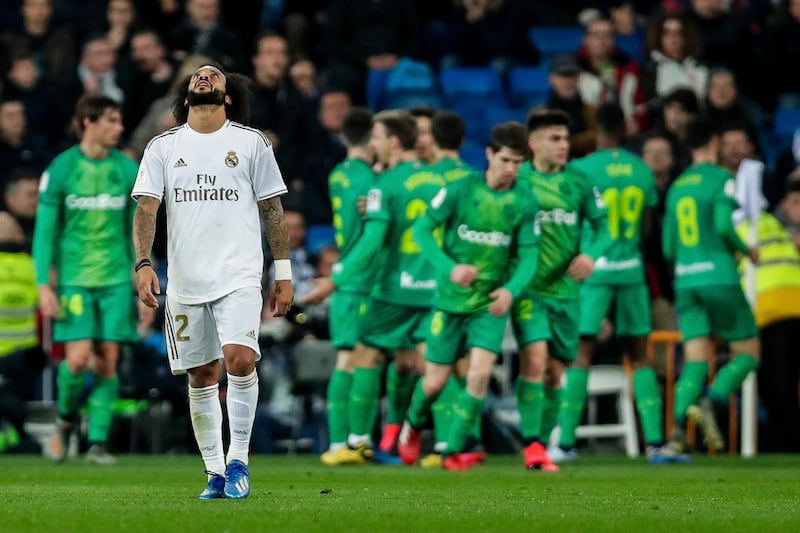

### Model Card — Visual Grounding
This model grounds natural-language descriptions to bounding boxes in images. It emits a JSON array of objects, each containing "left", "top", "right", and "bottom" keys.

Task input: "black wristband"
[{"left": 134, "top": 258, "right": 152, "bottom": 272}]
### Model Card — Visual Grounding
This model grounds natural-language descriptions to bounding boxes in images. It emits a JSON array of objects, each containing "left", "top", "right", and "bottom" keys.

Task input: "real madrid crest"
[{"left": 225, "top": 150, "right": 239, "bottom": 168}]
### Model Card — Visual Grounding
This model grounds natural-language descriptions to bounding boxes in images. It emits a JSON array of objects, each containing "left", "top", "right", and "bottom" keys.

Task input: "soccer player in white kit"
[{"left": 131, "top": 64, "right": 294, "bottom": 500}]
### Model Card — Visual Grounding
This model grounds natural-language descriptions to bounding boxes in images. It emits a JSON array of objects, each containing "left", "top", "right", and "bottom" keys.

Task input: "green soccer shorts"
[
  {"left": 425, "top": 308, "right": 508, "bottom": 366},
  {"left": 579, "top": 283, "right": 652, "bottom": 337},
  {"left": 329, "top": 290, "right": 369, "bottom": 350},
  {"left": 511, "top": 293, "right": 579, "bottom": 362},
  {"left": 675, "top": 285, "right": 759, "bottom": 342},
  {"left": 54, "top": 283, "right": 138, "bottom": 343},
  {"left": 358, "top": 297, "right": 430, "bottom": 351}
]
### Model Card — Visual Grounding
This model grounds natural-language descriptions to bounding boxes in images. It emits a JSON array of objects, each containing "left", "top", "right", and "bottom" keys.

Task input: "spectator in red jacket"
[{"left": 576, "top": 17, "right": 648, "bottom": 135}]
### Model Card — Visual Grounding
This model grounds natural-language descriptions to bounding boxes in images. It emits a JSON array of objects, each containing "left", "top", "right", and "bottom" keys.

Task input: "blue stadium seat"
[
  {"left": 528, "top": 26, "right": 584, "bottom": 61},
  {"left": 439, "top": 67, "right": 506, "bottom": 106},
  {"left": 460, "top": 141, "right": 487, "bottom": 170},
  {"left": 366, "top": 68, "right": 391, "bottom": 110},
  {"left": 615, "top": 32, "right": 645, "bottom": 62},
  {"left": 509, "top": 66, "right": 550, "bottom": 110},
  {"left": 368, "top": 59, "right": 441, "bottom": 111},
  {"left": 482, "top": 105, "right": 528, "bottom": 144},
  {"left": 306, "top": 225, "right": 336, "bottom": 255},
  {"left": 383, "top": 90, "right": 442, "bottom": 110},
  {"left": 441, "top": 68, "right": 507, "bottom": 143},
  {"left": 773, "top": 108, "right": 800, "bottom": 143}
]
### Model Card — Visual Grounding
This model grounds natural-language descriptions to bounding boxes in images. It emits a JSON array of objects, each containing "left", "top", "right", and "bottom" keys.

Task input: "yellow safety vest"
[
  {"left": 736, "top": 213, "right": 800, "bottom": 327},
  {"left": 0, "top": 250, "right": 38, "bottom": 357}
]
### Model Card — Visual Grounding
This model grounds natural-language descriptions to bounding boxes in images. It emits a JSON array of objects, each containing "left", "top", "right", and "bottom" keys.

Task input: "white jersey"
[{"left": 132, "top": 120, "right": 287, "bottom": 304}]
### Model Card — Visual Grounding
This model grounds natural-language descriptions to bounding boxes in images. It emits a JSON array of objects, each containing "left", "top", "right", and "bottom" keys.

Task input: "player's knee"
[
  {"left": 466, "top": 365, "right": 492, "bottom": 393},
  {"left": 351, "top": 344, "right": 384, "bottom": 368},
  {"left": 422, "top": 370, "right": 448, "bottom": 397},
  {"left": 223, "top": 347, "right": 256, "bottom": 376},
  {"left": 731, "top": 337, "right": 760, "bottom": 361},
  {"left": 187, "top": 363, "right": 220, "bottom": 388},
  {"left": 544, "top": 363, "right": 564, "bottom": 388},
  {"left": 65, "top": 348, "right": 92, "bottom": 373}
]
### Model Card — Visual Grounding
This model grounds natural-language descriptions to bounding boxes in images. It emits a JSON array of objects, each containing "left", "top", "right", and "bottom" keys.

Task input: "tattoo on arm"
[
  {"left": 258, "top": 197, "right": 290, "bottom": 260},
  {"left": 133, "top": 197, "right": 160, "bottom": 260}
]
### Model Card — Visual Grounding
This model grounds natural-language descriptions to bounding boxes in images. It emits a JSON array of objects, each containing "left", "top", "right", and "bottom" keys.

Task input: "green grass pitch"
[{"left": 3, "top": 454, "right": 800, "bottom": 532}]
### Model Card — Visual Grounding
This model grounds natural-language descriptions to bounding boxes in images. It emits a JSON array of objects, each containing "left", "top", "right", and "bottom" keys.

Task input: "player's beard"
[{"left": 187, "top": 89, "right": 226, "bottom": 107}]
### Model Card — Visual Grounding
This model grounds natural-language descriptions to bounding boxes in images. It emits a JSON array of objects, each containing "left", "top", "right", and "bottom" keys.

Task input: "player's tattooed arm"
[
  {"left": 133, "top": 196, "right": 161, "bottom": 260},
  {"left": 258, "top": 196, "right": 290, "bottom": 260}
]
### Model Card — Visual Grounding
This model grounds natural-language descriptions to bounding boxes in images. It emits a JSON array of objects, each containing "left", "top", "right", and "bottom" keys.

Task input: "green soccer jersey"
[
  {"left": 422, "top": 173, "right": 539, "bottom": 313},
  {"left": 428, "top": 156, "right": 474, "bottom": 184},
  {"left": 365, "top": 160, "right": 446, "bottom": 306},
  {"left": 328, "top": 157, "right": 376, "bottom": 292},
  {"left": 33, "top": 146, "right": 138, "bottom": 287},
  {"left": 573, "top": 149, "right": 658, "bottom": 285},
  {"left": 663, "top": 162, "right": 745, "bottom": 289},
  {"left": 518, "top": 161, "right": 607, "bottom": 298}
]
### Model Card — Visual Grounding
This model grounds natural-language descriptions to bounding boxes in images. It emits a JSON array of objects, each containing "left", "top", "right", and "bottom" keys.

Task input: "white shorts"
[{"left": 164, "top": 286, "right": 262, "bottom": 375}]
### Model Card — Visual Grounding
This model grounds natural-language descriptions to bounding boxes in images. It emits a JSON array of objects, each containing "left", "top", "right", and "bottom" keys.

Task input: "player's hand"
[
  {"left": 357, "top": 196, "right": 367, "bottom": 217},
  {"left": 38, "top": 285, "right": 59, "bottom": 318},
  {"left": 138, "top": 300, "right": 156, "bottom": 333},
  {"left": 136, "top": 266, "right": 160, "bottom": 309},
  {"left": 300, "top": 277, "right": 335, "bottom": 305},
  {"left": 747, "top": 247, "right": 759, "bottom": 264},
  {"left": 270, "top": 279, "right": 294, "bottom": 317},
  {"left": 567, "top": 254, "right": 594, "bottom": 282},
  {"left": 450, "top": 264, "right": 479, "bottom": 287},
  {"left": 488, "top": 287, "right": 513, "bottom": 317}
]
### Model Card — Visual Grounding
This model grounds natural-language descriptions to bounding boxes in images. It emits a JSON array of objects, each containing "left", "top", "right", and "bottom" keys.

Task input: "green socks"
[
  {"left": 444, "top": 392, "right": 484, "bottom": 455},
  {"left": 557, "top": 368, "right": 588, "bottom": 448},
  {"left": 633, "top": 367, "right": 664, "bottom": 445},
  {"left": 709, "top": 354, "right": 760, "bottom": 404},
  {"left": 457, "top": 376, "right": 482, "bottom": 443},
  {"left": 515, "top": 378, "right": 544, "bottom": 444},
  {"left": 407, "top": 379, "right": 438, "bottom": 430},
  {"left": 348, "top": 366, "right": 383, "bottom": 437},
  {"left": 432, "top": 376, "right": 460, "bottom": 446},
  {"left": 87, "top": 375, "right": 119, "bottom": 444},
  {"left": 57, "top": 361, "right": 86, "bottom": 419},
  {"left": 541, "top": 386, "right": 562, "bottom": 446},
  {"left": 674, "top": 361, "right": 708, "bottom": 425},
  {"left": 326, "top": 369, "right": 352, "bottom": 446},
  {"left": 385, "top": 363, "right": 418, "bottom": 425}
]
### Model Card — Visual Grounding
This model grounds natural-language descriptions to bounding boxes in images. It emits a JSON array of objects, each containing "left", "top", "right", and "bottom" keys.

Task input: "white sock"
[
  {"left": 347, "top": 434, "right": 371, "bottom": 448},
  {"left": 226, "top": 370, "right": 258, "bottom": 465},
  {"left": 188, "top": 383, "right": 225, "bottom": 476}
]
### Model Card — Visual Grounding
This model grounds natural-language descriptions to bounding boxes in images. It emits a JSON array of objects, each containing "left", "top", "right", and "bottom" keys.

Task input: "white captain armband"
[{"left": 274, "top": 259, "right": 292, "bottom": 281}]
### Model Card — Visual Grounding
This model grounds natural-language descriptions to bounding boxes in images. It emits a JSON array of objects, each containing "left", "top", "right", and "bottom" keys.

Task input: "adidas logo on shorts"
[
  {"left": 174, "top": 158, "right": 188, "bottom": 168},
  {"left": 245, "top": 330, "right": 257, "bottom": 340}
]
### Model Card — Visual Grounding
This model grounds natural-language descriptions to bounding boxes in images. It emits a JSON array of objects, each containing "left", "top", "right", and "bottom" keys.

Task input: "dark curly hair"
[{"left": 171, "top": 65, "right": 253, "bottom": 125}]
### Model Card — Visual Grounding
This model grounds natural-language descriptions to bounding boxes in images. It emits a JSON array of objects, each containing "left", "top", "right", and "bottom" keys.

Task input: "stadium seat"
[
  {"left": 508, "top": 66, "right": 550, "bottom": 110},
  {"left": 773, "top": 108, "right": 800, "bottom": 144},
  {"left": 615, "top": 32, "right": 645, "bottom": 62},
  {"left": 366, "top": 68, "right": 391, "bottom": 110},
  {"left": 277, "top": 339, "right": 338, "bottom": 454},
  {"left": 528, "top": 26, "right": 584, "bottom": 62},
  {"left": 549, "top": 365, "right": 640, "bottom": 458},
  {"left": 440, "top": 67, "right": 506, "bottom": 107},
  {"left": 383, "top": 90, "right": 442, "bottom": 110},
  {"left": 482, "top": 105, "right": 528, "bottom": 144},
  {"left": 459, "top": 141, "right": 487, "bottom": 170},
  {"left": 440, "top": 68, "right": 507, "bottom": 143},
  {"left": 306, "top": 224, "right": 336, "bottom": 255}
]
